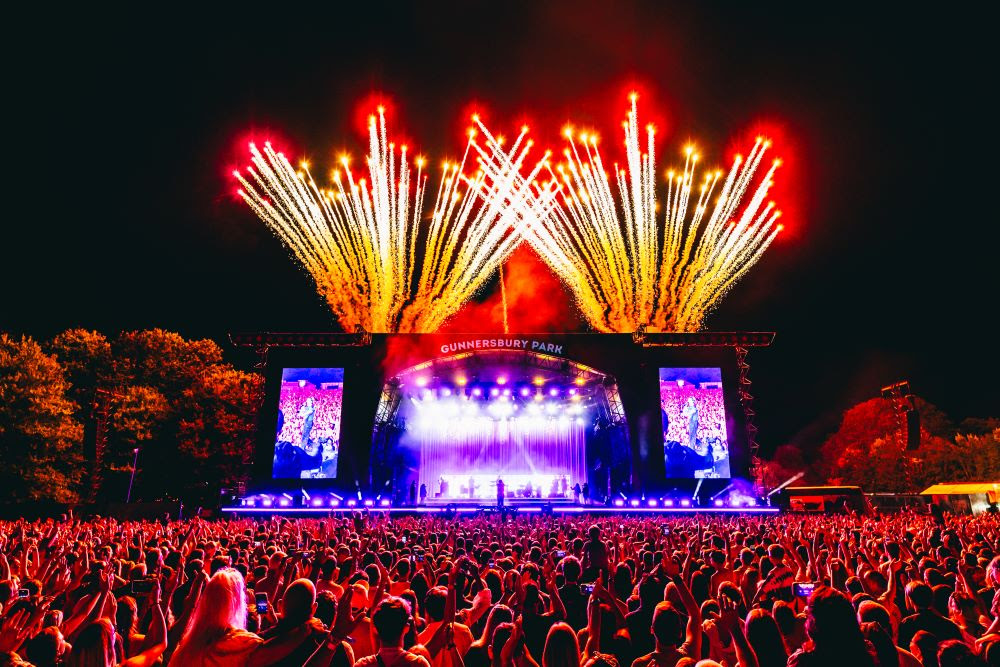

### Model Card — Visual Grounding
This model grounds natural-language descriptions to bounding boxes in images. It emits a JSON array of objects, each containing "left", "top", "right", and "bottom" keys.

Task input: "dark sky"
[{"left": 5, "top": 3, "right": 996, "bottom": 453}]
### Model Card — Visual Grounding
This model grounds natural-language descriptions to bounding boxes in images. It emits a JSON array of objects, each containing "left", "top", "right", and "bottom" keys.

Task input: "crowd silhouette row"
[{"left": 2, "top": 509, "right": 1000, "bottom": 666}]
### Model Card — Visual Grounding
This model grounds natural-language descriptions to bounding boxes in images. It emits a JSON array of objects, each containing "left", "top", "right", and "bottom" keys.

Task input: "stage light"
[
  {"left": 262, "top": 498, "right": 273, "bottom": 507},
  {"left": 520, "top": 387, "right": 531, "bottom": 397},
  {"left": 680, "top": 499, "right": 691, "bottom": 507},
  {"left": 574, "top": 377, "right": 586, "bottom": 386},
  {"left": 455, "top": 376, "right": 467, "bottom": 386},
  {"left": 246, "top": 498, "right": 256, "bottom": 507},
  {"left": 364, "top": 499, "right": 374, "bottom": 507},
  {"left": 312, "top": 498, "right": 323, "bottom": 507},
  {"left": 664, "top": 500, "right": 674, "bottom": 507},
  {"left": 569, "top": 388, "right": 577, "bottom": 395},
  {"left": 472, "top": 387, "right": 482, "bottom": 396},
  {"left": 614, "top": 499, "right": 625, "bottom": 507},
  {"left": 575, "top": 418, "right": 585, "bottom": 425},
  {"left": 502, "top": 388, "right": 511, "bottom": 396},
  {"left": 546, "top": 403, "right": 558, "bottom": 414},
  {"left": 379, "top": 499, "right": 390, "bottom": 507},
  {"left": 533, "top": 376, "right": 545, "bottom": 386},
  {"left": 347, "top": 499, "right": 357, "bottom": 507},
  {"left": 278, "top": 498, "right": 290, "bottom": 507},
  {"left": 441, "top": 388, "right": 452, "bottom": 397},
  {"left": 416, "top": 377, "right": 428, "bottom": 387},
  {"left": 528, "top": 403, "right": 541, "bottom": 415},
  {"left": 549, "top": 388, "right": 559, "bottom": 396},
  {"left": 298, "top": 379, "right": 307, "bottom": 388},
  {"left": 330, "top": 499, "right": 340, "bottom": 507},
  {"left": 648, "top": 499, "right": 658, "bottom": 507},
  {"left": 533, "top": 394, "right": 543, "bottom": 402},
  {"left": 747, "top": 499, "right": 757, "bottom": 507},
  {"left": 629, "top": 499, "right": 640, "bottom": 507},
  {"left": 714, "top": 499, "right": 724, "bottom": 507},
  {"left": 497, "top": 376, "right": 507, "bottom": 385},
  {"left": 490, "top": 388, "right": 500, "bottom": 397}
]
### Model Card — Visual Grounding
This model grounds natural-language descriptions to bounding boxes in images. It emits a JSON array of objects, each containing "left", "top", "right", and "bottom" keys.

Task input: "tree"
[
  {"left": 45, "top": 328, "right": 113, "bottom": 412},
  {"left": 0, "top": 334, "right": 83, "bottom": 502},
  {"left": 113, "top": 329, "right": 224, "bottom": 399},
  {"left": 176, "top": 365, "right": 263, "bottom": 498}
]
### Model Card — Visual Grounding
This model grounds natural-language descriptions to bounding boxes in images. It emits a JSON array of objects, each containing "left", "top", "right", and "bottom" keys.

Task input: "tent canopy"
[{"left": 921, "top": 482, "right": 999, "bottom": 495}]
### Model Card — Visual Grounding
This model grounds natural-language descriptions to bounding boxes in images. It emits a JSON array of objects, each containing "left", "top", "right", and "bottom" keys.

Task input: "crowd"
[{"left": 1, "top": 509, "right": 999, "bottom": 667}]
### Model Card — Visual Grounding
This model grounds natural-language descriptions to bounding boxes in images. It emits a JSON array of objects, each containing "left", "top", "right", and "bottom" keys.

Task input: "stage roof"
[{"left": 921, "top": 482, "right": 1000, "bottom": 495}]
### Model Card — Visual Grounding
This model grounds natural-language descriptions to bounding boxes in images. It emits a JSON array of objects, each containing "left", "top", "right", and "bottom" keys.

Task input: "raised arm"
[{"left": 123, "top": 580, "right": 168, "bottom": 667}]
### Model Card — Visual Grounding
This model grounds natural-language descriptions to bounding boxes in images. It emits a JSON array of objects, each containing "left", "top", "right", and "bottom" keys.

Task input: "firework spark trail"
[
  {"left": 474, "top": 96, "right": 784, "bottom": 332},
  {"left": 233, "top": 109, "right": 528, "bottom": 333}
]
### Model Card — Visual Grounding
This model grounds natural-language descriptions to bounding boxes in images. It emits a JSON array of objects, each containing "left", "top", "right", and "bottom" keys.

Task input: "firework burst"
[
  {"left": 233, "top": 109, "right": 536, "bottom": 332},
  {"left": 474, "top": 95, "right": 784, "bottom": 332}
]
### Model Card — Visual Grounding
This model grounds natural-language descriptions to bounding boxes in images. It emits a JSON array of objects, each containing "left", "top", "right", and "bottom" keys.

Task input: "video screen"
[
  {"left": 272, "top": 368, "right": 343, "bottom": 479},
  {"left": 659, "top": 367, "right": 730, "bottom": 478}
]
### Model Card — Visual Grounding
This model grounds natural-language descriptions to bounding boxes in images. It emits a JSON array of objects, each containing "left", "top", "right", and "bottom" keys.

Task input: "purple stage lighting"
[
  {"left": 347, "top": 499, "right": 357, "bottom": 507},
  {"left": 520, "top": 387, "right": 531, "bottom": 397},
  {"left": 379, "top": 499, "right": 391, "bottom": 507},
  {"left": 714, "top": 499, "right": 724, "bottom": 507},
  {"left": 648, "top": 499, "right": 658, "bottom": 507},
  {"left": 664, "top": 499, "right": 674, "bottom": 507},
  {"left": 680, "top": 499, "right": 691, "bottom": 507},
  {"left": 330, "top": 499, "right": 340, "bottom": 507},
  {"left": 614, "top": 499, "right": 625, "bottom": 507},
  {"left": 278, "top": 498, "right": 290, "bottom": 507},
  {"left": 363, "top": 499, "right": 374, "bottom": 507},
  {"left": 629, "top": 499, "right": 640, "bottom": 507},
  {"left": 472, "top": 387, "right": 482, "bottom": 397}
]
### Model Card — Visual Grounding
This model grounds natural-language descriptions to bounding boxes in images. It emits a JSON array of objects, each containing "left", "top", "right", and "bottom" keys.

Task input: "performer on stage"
[
  {"left": 438, "top": 476, "right": 448, "bottom": 498},
  {"left": 299, "top": 396, "right": 316, "bottom": 447},
  {"left": 419, "top": 483, "right": 427, "bottom": 505},
  {"left": 573, "top": 482, "right": 581, "bottom": 504},
  {"left": 468, "top": 476, "right": 476, "bottom": 499},
  {"left": 496, "top": 478, "right": 505, "bottom": 508}
]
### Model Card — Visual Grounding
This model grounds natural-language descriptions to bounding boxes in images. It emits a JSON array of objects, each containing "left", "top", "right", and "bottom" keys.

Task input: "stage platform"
[{"left": 221, "top": 504, "right": 779, "bottom": 516}]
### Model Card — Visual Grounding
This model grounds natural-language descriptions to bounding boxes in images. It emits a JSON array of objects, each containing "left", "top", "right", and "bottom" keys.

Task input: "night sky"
[{"left": 5, "top": 3, "right": 996, "bottom": 454}]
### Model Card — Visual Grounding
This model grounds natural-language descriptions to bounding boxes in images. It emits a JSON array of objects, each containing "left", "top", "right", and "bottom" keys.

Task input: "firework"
[
  {"left": 474, "top": 96, "right": 784, "bottom": 332},
  {"left": 233, "top": 109, "right": 535, "bottom": 333}
]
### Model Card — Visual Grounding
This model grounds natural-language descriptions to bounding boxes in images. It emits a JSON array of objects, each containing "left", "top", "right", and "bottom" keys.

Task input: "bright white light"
[
  {"left": 520, "top": 387, "right": 531, "bottom": 397},
  {"left": 441, "top": 388, "right": 452, "bottom": 396},
  {"left": 614, "top": 499, "right": 625, "bottom": 507},
  {"left": 629, "top": 499, "right": 640, "bottom": 507},
  {"left": 490, "top": 388, "right": 500, "bottom": 397}
]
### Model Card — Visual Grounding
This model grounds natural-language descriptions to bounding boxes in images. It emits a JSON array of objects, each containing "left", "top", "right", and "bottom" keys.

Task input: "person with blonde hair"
[{"left": 169, "top": 568, "right": 311, "bottom": 667}]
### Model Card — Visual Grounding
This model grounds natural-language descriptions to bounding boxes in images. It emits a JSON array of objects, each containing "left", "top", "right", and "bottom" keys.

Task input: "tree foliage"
[{"left": 0, "top": 334, "right": 83, "bottom": 502}]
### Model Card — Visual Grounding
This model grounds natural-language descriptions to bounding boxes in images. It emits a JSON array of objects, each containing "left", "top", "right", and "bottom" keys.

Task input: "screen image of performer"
[
  {"left": 272, "top": 368, "right": 344, "bottom": 479},
  {"left": 659, "top": 367, "right": 731, "bottom": 478},
  {"left": 298, "top": 396, "right": 315, "bottom": 446},
  {"left": 682, "top": 396, "right": 699, "bottom": 450}
]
